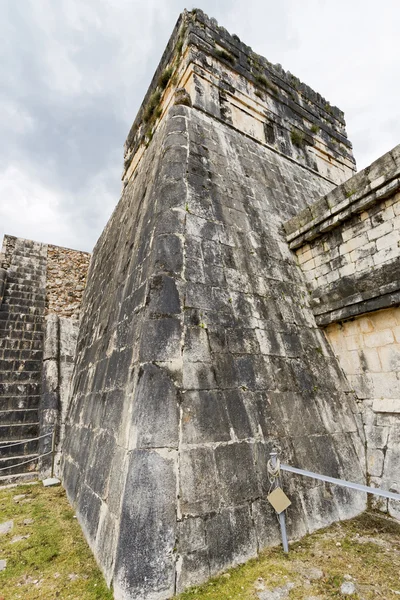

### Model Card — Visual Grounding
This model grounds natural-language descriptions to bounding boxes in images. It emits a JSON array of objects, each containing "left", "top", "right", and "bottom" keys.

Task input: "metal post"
[
  {"left": 269, "top": 450, "right": 289, "bottom": 554},
  {"left": 50, "top": 428, "right": 56, "bottom": 478}
]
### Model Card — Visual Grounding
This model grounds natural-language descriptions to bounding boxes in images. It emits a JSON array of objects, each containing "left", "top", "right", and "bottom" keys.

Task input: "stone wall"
[
  {"left": 40, "top": 314, "right": 79, "bottom": 477},
  {"left": 285, "top": 146, "right": 400, "bottom": 326},
  {"left": 0, "top": 235, "right": 89, "bottom": 482},
  {"left": 285, "top": 147, "right": 400, "bottom": 522},
  {"left": 123, "top": 10, "right": 355, "bottom": 188},
  {"left": 296, "top": 192, "right": 400, "bottom": 289},
  {"left": 326, "top": 308, "right": 400, "bottom": 519},
  {"left": 62, "top": 78, "right": 365, "bottom": 600},
  {"left": 46, "top": 244, "right": 90, "bottom": 319}
]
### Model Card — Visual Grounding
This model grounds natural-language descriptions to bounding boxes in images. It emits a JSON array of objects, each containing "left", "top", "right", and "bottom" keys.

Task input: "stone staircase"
[{"left": 0, "top": 238, "right": 47, "bottom": 485}]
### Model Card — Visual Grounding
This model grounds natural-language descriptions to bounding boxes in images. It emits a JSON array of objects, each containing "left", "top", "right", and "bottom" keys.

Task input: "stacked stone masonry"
[
  {"left": 326, "top": 308, "right": 400, "bottom": 520},
  {"left": 62, "top": 11, "right": 367, "bottom": 600},
  {"left": 297, "top": 192, "right": 400, "bottom": 289},
  {"left": 123, "top": 10, "right": 355, "bottom": 188},
  {"left": 0, "top": 237, "right": 47, "bottom": 484},
  {"left": 0, "top": 236, "right": 89, "bottom": 483},
  {"left": 286, "top": 146, "right": 400, "bottom": 326},
  {"left": 46, "top": 245, "right": 90, "bottom": 319},
  {"left": 287, "top": 146, "right": 400, "bottom": 523}
]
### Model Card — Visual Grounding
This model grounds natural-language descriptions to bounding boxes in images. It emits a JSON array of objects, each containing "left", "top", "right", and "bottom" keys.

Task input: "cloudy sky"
[{"left": 1, "top": 0, "right": 399, "bottom": 252}]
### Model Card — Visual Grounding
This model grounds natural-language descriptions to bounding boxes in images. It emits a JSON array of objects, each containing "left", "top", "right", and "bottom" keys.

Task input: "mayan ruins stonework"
[{"left": 0, "top": 8, "right": 399, "bottom": 600}]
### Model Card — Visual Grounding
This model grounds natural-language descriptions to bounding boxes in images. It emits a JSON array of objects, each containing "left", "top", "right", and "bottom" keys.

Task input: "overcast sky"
[{"left": 1, "top": 0, "right": 399, "bottom": 252}]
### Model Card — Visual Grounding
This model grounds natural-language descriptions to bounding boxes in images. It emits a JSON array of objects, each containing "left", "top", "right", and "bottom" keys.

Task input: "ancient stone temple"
[{"left": 1, "top": 8, "right": 399, "bottom": 600}]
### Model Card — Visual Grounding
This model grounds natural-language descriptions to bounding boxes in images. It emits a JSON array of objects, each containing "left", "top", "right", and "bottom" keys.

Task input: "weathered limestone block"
[{"left": 325, "top": 308, "right": 400, "bottom": 513}]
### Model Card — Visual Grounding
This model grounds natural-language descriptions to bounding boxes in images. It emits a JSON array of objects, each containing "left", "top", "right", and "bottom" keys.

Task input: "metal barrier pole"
[
  {"left": 281, "top": 463, "right": 400, "bottom": 502},
  {"left": 50, "top": 428, "right": 56, "bottom": 478},
  {"left": 269, "top": 451, "right": 289, "bottom": 553}
]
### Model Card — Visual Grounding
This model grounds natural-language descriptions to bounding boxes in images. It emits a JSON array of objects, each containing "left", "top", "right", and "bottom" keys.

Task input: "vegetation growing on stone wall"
[
  {"left": 255, "top": 73, "right": 278, "bottom": 95},
  {"left": 215, "top": 47, "right": 235, "bottom": 65},
  {"left": 311, "top": 124, "right": 320, "bottom": 134},
  {"left": 291, "top": 128, "right": 305, "bottom": 147},
  {"left": 345, "top": 188, "right": 357, "bottom": 198},
  {"left": 176, "top": 24, "right": 187, "bottom": 56},
  {"left": 143, "top": 90, "right": 162, "bottom": 124},
  {"left": 158, "top": 66, "right": 174, "bottom": 90}
]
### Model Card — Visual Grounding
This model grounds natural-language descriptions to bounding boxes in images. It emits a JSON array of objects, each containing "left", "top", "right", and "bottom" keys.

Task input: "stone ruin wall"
[
  {"left": 326, "top": 308, "right": 400, "bottom": 519},
  {"left": 46, "top": 244, "right": 90, "bottom": 319},
  {"left": 123, "top": 10, "right": 355, "bottom": 189},
  {"left": 61, "top": 10, "right": 368, "bottom": 600},
  {"left": 286, "top": 147, "right": 400, "bottom": 521},
  {"left": 0, "top": 235, "right": 90, "bottom": 481}
]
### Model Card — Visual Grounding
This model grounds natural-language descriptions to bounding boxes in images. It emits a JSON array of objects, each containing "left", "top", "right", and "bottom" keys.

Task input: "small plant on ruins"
[
  {"left": 158, "top": 66, "right": 174, "bottom": 90},
  {"left": 143, "top": 90, "right": 162, "bottom": 123},
  {"left": 215, "top": 47, "right": 235, "bottom": 65},
  {"left": 255, "top": 73, "right": 278, "bottom": 95},
  {"left": 345, "top": 188, "right": 357, "bottom": 198},
  {"left": 290, "top": 128, "right": 305, "bottom": 148},
  {"left": 176, "top": 25, "right": 187, "bottom": 56},
  {"left": 311, "top": 124, "right": 320, "bottom": 134}
]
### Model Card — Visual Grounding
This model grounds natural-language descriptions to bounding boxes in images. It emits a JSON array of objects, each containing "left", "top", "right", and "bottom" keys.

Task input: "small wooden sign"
[{"left": 267, "top": 487, "right": 291, "bottom": 514}]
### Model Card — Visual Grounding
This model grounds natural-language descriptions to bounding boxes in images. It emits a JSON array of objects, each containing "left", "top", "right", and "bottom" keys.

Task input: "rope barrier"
[
  {"left": 0, "top": 451, "right": 52, "bottom": 472},
  {"left": 0, "top": 431, "right": 53, "bottom": 450}
]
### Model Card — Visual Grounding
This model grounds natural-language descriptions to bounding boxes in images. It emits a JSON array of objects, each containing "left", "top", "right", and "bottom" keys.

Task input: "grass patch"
[
  {"left": 0, "top": 484, "right": 113, "bottom": 600},
  {"left": 177, "top": 512, "right": 400, "bottom": 600}
]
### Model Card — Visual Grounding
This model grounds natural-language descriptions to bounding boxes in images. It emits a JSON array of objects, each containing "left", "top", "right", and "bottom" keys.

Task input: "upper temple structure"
[{"left": 0, "top": 9, "right": 399, "bottom": 600}]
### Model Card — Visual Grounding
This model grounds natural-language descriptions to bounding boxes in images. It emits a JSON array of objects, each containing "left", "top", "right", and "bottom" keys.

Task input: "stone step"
[
  {"left": 0, "top": 438, "right": 39, "bottom": 457},
  {"left": 0, "top": 305, "right": 44, "bottom": 316},
  {"left": 7, "top": 264, "right": 46, "bottom": 275},
  {"left": 0, "top": 317, "right": 44, "bottom": 328},
  {"left": 2, "top": 296, "right": 46, "bottom": 309},
  {"left": 0, "top": 349, "right": 42, "bottom": 361},
  {"left": 0, "top": 358, "right": 42, "bottom": 371},
  {"left": 4, "top": 282, "right": 45, "bottom": 294},
  {"left": 0, "top": 423, "right": 39, "bottom": 441},
  {"left": 0, "top": 395, "right": 40, "bottom": 411},
  {"left": 0, "top": 371, "right": 41, "bottom": 384},
  {"left": 0, "top": 382, "right": 41, "bottom": 396},
  {"left": 3, "top": 290, "right": 46, "bottom": 302},
  {"left": 0, "top": 453, "right": 39, "bottom": 476},
  {"left": 0, "top": 339, "right": 42, "bottom": 351},
  {"left": 0, "top": 471, "right": 39, "bottom": 487},
  {"left": 0, "top": 409, "right": 39, "bottom": 425},
  {"left": 0, "top": 311, "right": 44, "bottom": 324},
  {"left": 0, "top": 330, "right": 43, "bottom": 343}
]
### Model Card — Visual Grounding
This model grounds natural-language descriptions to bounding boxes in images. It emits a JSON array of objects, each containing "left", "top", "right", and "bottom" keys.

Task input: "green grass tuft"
[{"left": 0, "top": 484, "right": 113, "bottom": 600}]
